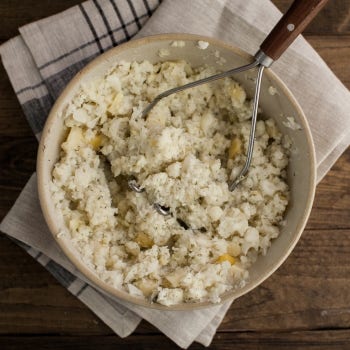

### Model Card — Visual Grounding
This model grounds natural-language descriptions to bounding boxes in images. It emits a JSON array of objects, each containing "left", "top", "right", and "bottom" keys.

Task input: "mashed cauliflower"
[{"left": 51, "top": 60, "right": 290, "bottom": 306}]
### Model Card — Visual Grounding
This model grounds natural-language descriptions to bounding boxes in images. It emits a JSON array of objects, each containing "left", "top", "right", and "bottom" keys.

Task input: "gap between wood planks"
[{"left": 0, "top": 329, "right": 350, "bottom": 350}]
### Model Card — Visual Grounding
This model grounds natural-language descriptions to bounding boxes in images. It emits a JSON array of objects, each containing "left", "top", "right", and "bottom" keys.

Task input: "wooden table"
[{"left": 1, "top": 1, "right": 349, "bottom": 349}]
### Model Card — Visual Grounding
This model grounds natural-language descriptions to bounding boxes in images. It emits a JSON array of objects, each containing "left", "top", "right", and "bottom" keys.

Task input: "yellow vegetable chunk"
[
  {"left": 135, "top": 279, "right": 158, "bottom": 297},
  {"left": 164, "top": 269, "right": 187, "bottom": 288},
  {"left": 228, "top": 137, "right": 242, "bottom": 159},
  {"left": 108, "top": 92, "right": 124, "bottom": 115},
  {"left": 90, "top": 134, "right": 103, "bottom": 150},
  {"left": 227, "top": 241, "right": 241, "bottom": 257},
  {"left": 229, "top": 83, "right": 246, "bottom": 107},
  {"left": 216, "top": 253, "right": 236, "bottom": 265},
  {"left": 62, "top": 127, "right": 85, "bottom": 152},
  {"left": 135, "top": 232, "right": 154, "bottom": 248}
]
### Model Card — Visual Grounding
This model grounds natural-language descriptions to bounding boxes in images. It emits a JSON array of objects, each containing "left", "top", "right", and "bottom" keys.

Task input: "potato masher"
[{"left": 128, "top": 0, "right": 329, "bottom": 216}]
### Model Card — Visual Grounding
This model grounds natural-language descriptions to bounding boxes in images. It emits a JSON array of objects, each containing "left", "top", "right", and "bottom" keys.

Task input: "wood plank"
[
  {"left": 0, "top": 63, "right": 37, "bottom": 221},
  {"left": 272, "top": 0, "right": 350, "bottom": 36},
  {"left": 305, "top": 36, "right": 350, "bottom": 89},
  {"left": 0, "top": 0, "right": 83, "bottom": 44},
  {"left": 1, "top": 330, "right": 350, "bottom": 350},
  {"left": 307, "top": 147, "right": 350, "bottom": 230},
  {"left": 0, "top": 135, "right": 36, "bottom": 221}
]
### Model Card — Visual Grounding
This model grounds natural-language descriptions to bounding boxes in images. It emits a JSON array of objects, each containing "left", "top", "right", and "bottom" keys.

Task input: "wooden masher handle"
[{"left": 260, "top": 0, "right": 330, "bottom": 61}]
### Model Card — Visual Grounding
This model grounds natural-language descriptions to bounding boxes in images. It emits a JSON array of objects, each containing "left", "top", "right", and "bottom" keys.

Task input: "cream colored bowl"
[{"left": 37, "top": 34, "right": 316, "bottom": 310}]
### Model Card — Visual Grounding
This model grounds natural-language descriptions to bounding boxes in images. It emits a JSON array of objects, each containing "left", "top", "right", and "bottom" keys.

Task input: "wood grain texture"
[
  {"left": 0, "top": 0, "right": 349, "bottom": 349},
  {"left": 273, "top": 0, "right": 350, "bottom": 35},
  {"left": 0, "top": 0, "right": 83, "bottom": 43},
  {"left": 1, "top": 331, "right": 350, "bottom": 350},
  {"left": 306, "top": 36, "right": 350, "bottom": 89}
]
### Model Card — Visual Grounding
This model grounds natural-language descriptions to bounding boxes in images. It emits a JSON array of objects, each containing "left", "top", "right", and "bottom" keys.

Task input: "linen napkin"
[{"left": 1, "top": 0, "right": 350, "bottom": 348}]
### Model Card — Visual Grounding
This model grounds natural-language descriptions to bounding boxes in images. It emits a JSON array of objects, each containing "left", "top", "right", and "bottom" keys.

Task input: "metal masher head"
[
  {"left": 127, "top": 0, "right": 330, "bottom": 216},
  {"left": 128, "top": 50, "right": 272, "bottom": 215}
]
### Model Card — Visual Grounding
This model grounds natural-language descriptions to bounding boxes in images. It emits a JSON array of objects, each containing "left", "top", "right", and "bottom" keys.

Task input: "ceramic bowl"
[{"left": 37, "top": 34, "right": 316, "bottom": 310}]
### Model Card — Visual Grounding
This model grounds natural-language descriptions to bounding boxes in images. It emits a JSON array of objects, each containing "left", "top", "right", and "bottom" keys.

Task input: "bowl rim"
[{"left": 37, "top": 33, "right": 317, "bottom": 311}]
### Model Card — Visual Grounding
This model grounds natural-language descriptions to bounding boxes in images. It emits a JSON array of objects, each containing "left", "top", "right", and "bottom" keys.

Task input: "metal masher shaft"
[{"left": 229, "top": 64, "right": 265, "bottom": 191}]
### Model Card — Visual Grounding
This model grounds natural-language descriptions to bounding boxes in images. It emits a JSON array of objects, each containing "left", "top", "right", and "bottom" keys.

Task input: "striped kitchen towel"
[{"left": 1, "top": 0, "right": 350, "bottom": 348}]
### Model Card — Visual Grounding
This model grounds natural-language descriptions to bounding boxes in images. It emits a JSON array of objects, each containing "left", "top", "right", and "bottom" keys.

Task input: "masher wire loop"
[
  {"left": 127, "top": 0, "right": 331, "bottom": 216},
  {"left": 129, "top": 52, "right": 269, "bottom": 217}
]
